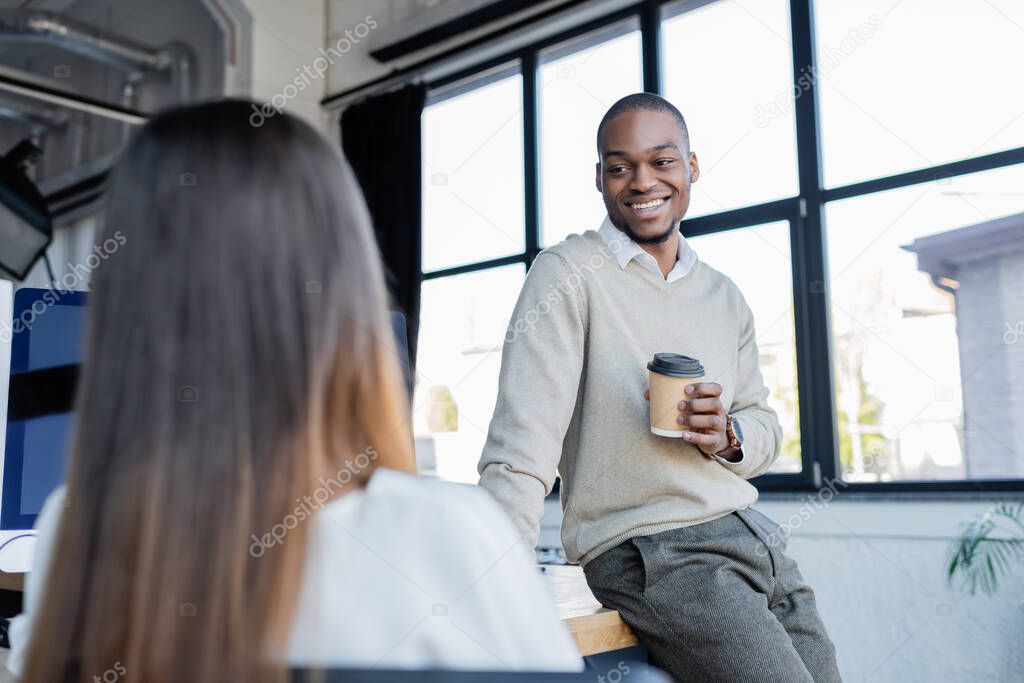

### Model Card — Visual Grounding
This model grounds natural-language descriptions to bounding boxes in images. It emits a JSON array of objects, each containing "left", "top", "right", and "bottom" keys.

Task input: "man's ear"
[
  {"left": 595, "top": 162, "right": 602, "bottom": 193},
  {"left": 688, "top": 151, "right": 701, "bottom": 184}
]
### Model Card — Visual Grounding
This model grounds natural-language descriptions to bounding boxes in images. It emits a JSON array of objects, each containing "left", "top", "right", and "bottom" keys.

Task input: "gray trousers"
[{"left": 582, "top": 508, "right": 842, "bottom": 683}]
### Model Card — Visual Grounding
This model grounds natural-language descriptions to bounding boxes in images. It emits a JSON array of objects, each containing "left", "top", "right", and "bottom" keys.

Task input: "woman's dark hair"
[{"left": 22, "top": 99, "right": 416, "bottom": 682}]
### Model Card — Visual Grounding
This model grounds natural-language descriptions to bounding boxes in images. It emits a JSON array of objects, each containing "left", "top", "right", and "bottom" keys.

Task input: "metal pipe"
[
  {"left": 0, "top": 10, "right": 174, "bottom": 73},
  {"left": 0, "top": 102, "right": 67, "bottom": 130},
  {"left": 0, "top": 71, "right": 147, "bottom": 125}
]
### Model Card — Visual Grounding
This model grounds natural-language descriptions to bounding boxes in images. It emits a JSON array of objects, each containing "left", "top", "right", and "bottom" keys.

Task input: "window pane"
[
  {"left": 826, "top": 163, "right": 1024, "bottom": 482},
  {"left": 539, "top": 21, "right": 643, "bottom": 246},
  {"left": 816, "top": 0, "right": 1024, "bottom": 188},
  {"left": 422, "top": 71, "right": 525, "bottom": 272},
  {"left": 662, "top": 0, "right": 798, "bottom": 218},
  {"left": 413, "top": 265, "right": 525, "bottom": 483},
  {"left": 689, "top": 222, "right": 801, "bottom": 473}
]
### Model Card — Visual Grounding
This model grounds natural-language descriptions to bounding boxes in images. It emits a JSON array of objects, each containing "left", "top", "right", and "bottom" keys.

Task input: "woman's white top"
[{"left": 6, "top": 469, "right": 583, "bottom": 676}]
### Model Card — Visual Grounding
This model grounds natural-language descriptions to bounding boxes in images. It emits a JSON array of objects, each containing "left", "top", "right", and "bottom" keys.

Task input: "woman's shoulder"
[
  {"left": 347, "top": 469, "right": 514, "bottom": 537},
  {"left": 303, "top": 468, "right": 531, "bottom": 605},
  {"left": 315, "top": 468, "right": 524, "bottom": 566},
  {"left": 291, "top": 470, "right": 581, "bottom": 671},
  {"left": 363, "top": 468, "right": 496, "bottom": 508},
  {"left": 5, "top": 485, "right": 70, "bottom": 678}
]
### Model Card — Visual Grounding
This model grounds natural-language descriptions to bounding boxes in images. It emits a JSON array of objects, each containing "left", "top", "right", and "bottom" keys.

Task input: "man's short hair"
[{"left": 596, "top": 93, "right": 690, "bottom": 153}]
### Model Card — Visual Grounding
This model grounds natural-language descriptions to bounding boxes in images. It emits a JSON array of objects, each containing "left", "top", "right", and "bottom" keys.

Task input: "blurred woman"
[{"left": 8, "top": 100, "right": 582, "bottom": 682}]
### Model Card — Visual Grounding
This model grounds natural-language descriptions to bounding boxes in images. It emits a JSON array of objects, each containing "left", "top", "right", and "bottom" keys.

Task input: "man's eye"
[
  {"left": 608, "top": 166, "right": 627, "bottom": 174},
  {"left": 655, "top": 159, "right": 676, "bottom": 166}
]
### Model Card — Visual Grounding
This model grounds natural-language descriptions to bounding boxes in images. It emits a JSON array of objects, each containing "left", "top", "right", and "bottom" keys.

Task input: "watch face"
[{"left": 732, "top": 417, "right": 744, "bottom": 443}]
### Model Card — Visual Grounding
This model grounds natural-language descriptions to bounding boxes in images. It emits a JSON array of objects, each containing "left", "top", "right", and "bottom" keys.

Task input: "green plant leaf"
[{"left": 948, "top": 503, "right": 1024, "bottom": 596}]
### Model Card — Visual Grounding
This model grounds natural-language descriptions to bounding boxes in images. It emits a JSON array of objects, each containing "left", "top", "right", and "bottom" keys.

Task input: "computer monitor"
[
  {"left": 0, "top": 303, "right": 411, "bottom": 528},
  {"left": 0, "top": 295, "right": 413, "bottom": 572},
  {"left": 1, "top": 288, "right": 85, "bottom": 531}
]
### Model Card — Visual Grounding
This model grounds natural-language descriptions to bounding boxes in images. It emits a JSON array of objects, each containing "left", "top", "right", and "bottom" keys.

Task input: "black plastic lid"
[{"left": 647, "top": 353, "right": 704, "bottom": 378}]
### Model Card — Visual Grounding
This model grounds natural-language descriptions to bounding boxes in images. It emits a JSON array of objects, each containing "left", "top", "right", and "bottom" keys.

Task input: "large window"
[
  {"left": 662, "top": 0, "right": 798, "bottom": 217},
  {"left": 422, "top": 68, "right": 525, "bottom": 272},
  {"left": 417, "top": 67, "right": 527, "bottom": 482},
  {"left": 413, "top": 266, "right": 524, "bottom": 483},
  {"left": 815, "top": 0, "right": 1024, "bottom": 188},
  {"left": 539, "top": 21, "right": 643, "bottom": 245},
  {"left": 689, "top": 222, "right": 801, "bottom": 474},
  {"left": 415, "top": 0, "right": 1024, "bottom": 493},
  {"left": 825, "top": 163, "right": 1024, "bottom": 482},
  {"left": 415, "top": 27, "right": 644, "bottom": 484}
]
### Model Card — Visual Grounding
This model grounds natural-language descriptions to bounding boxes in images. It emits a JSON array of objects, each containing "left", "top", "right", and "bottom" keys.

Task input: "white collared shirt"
[
  {"left": 597, "top": 216, "right": 698, "bottom": 282},
  {"left": 7, "top": 471, "right": 584, "bottom": 676}
]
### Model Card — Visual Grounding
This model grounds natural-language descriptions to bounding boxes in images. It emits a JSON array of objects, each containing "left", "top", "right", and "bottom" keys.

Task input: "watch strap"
[{"left": 724, "top": 415, "right": 742, "bottom": 450}]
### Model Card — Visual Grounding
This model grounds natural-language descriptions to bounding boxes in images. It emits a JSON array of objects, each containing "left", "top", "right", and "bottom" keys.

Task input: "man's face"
[{"left": 595, "top": 110, "right": 699, "bottom": 244}]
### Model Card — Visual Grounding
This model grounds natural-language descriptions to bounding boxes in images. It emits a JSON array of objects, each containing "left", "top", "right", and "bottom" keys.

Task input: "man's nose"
[{"left": 630, "top": 165, "right": 656, "bottom": 193}]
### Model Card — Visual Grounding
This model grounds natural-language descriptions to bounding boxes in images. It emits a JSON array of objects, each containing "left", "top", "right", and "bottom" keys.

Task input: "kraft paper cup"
[{"left": 648, "top": 353, "right": 705, "bottom": 438}]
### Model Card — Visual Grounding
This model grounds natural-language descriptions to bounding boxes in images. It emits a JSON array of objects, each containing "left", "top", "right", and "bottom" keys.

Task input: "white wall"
[
  {"left": 323, "top": 0, "right": 517, "bottom": 97},
  {"left": 758, "top": 498, "right": 1024, "bottom": 683},
  {"left": 243, "top": 0, "right": 329, "bottom": 131},
  {"left": 324, "top": 0, "right": 393, "bottom": 96},
  {"left": 540, "top": 496, "right": 1024, "bottom": 682},
  {"left": 323, "top": 0, "right": 583, "bottom": 102}
]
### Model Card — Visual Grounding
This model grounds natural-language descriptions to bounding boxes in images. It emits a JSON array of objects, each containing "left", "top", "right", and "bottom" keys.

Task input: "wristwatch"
[{"left": 721, "top": 415, "right": 743, "bottom": 452}]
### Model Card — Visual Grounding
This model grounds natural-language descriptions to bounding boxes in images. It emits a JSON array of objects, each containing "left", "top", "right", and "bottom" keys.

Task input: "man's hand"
[{"left": 644, "top": 382, "right": 732, "bottom": 457}]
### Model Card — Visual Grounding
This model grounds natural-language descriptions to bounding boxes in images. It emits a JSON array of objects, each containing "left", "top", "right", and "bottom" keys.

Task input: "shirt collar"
[{"left": 597, "top": 215, "right": 698, "bottom": 280}]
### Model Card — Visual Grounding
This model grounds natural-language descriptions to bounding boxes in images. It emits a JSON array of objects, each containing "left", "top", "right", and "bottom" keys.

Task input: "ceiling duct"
[
  {"left": 0, "top": 1, "right": 237, "bottom": 230},
  {"left": 0, "top": 9, "right": 179, "bottom": 74}
]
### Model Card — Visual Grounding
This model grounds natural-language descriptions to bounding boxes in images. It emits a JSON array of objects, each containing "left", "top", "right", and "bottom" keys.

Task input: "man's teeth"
[{"left": 631, "top": 199, "right": 665, "bottom": 210}]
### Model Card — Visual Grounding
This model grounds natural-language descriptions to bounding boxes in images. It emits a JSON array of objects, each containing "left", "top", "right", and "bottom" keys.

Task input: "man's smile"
[{"left": 623, "top": 195, "right": 670, "bottom": 218}]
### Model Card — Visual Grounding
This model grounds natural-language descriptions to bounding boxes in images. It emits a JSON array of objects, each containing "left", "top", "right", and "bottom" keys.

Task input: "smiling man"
[{"left": 478, "top": 94, "right": 841, "bottom": 682}]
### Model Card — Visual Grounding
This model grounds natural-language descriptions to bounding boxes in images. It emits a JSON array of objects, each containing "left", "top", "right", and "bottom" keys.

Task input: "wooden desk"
[
  {"left": 541, "top": 564, "right": 638, "bottom": 656},
  {"left": 0, "top": 572, "right": 23, "bottom": 592}
]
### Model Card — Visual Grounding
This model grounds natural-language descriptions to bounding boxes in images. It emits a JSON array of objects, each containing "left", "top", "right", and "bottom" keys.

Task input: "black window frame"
[{"left": 415, "top": 0, "right": 1024, "bottom": 495}]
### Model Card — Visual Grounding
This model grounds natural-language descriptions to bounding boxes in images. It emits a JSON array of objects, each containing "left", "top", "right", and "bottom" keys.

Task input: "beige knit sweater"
[{"left": 477, "top": 229, "right": 782, "bottom": 567}]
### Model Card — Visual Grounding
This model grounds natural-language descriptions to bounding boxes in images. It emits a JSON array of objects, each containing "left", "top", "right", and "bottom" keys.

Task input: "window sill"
[{"left": 757, "top": 489, "right": 1024, "bottom": 503}]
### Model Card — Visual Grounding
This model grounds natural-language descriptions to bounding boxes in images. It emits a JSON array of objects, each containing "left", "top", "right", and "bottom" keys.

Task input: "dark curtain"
[{"left": 341, "top": 83, "right": 427, "bottom": 372}]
